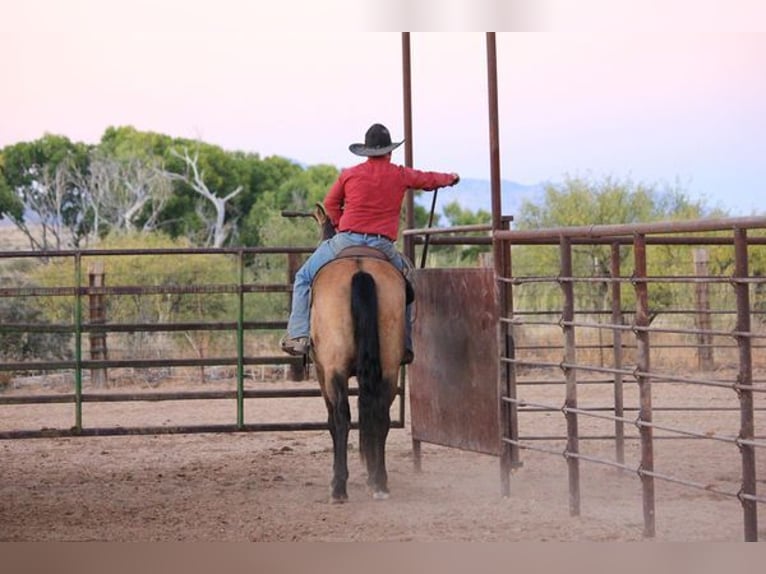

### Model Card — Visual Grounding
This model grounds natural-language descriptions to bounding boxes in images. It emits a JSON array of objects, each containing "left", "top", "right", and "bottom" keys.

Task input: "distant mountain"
[{"left": 413, "top": 178, "right": 546, "bottom": 218}]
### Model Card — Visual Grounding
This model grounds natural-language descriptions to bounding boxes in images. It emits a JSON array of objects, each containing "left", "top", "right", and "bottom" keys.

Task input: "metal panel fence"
[
  {"left": 0, "top": 246, "right": 407, "bottom": 438},
  {"left": 494, "top": 216, "right": 766, "bottom": 541}
]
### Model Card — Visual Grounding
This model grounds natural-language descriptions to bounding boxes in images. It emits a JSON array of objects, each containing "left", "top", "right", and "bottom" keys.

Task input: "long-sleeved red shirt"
[{"left": 324, "top": 156, "right": 455, "bottom": 240}]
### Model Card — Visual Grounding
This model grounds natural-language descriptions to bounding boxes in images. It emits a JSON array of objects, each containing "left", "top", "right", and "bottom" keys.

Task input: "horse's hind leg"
[
  {"left": 366, "top": 413, "right": 391, "bottom": 500},
  {"left": 324, "top": 371, "right": 350, "bottom": 503},
  {"left": 362, "top": 377, "right": 395, "bottom": 500}
]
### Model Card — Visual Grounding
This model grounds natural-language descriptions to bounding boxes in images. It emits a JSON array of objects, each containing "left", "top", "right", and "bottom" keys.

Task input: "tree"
[
  {"left": 513, "top": 175, "right": 722, "bottom": 312},
  {"left": 0, "top": 155, "right": 25, "bottom": 222},
  {"left": 97, "top": 127, "right": 251, "bottom": 246},
  {"left": 238, "top": 155, "right": 303, "bottom": 217},
  {"left": 0, "top": 135, "right": 91, "bottom": 250},
  {"left": 71, "top": 149, "right": 172, "bottom": 241},
  {"left": 164, "top": 146, "right": 243, "bottom": 248},
  {"left": 241, "top": 164, "right": 337, "bottom": 246}
]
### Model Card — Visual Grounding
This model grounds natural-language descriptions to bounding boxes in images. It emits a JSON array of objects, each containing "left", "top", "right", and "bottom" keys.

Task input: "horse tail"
[{"left": 350, "top": 270, "right": 386, "bottom": 463}]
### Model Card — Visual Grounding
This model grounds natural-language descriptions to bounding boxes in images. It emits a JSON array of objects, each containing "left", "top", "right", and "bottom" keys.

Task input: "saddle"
[
  {"left": 333, "top": 246, "right": 415, "bottom": 305},
  {"left": 335, "top": 245, "right": 389, "bottom": 262}
]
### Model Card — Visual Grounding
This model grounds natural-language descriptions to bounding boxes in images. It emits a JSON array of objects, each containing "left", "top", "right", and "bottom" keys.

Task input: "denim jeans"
[{"left": 286, "top": 231, "right": 413, "bottom": 350}]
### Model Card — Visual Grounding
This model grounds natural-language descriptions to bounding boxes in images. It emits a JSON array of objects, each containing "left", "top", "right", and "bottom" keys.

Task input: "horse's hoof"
[
  {"left": 372, "top": 491, "right": 390, "bottom": 501},
  {"left": 330, "top": 491, "right": 348, "bottom": 504}
]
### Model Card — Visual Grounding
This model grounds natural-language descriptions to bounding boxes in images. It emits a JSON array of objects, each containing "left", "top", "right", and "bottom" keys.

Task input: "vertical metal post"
[
  {"left": 503, "top": 217, "right": 520, "bottom": 472},
  {"left": 400, "top": 34, "right": 415, "bottom": 466},
  {"left": 74, "top": 253, "right": 83, "bottom": 432},
  {"left": 88, "top": 260, "right": 107, "bottom": 388},
  {"left": 237, "top": 250, "right": 245, "bottom": 429},
  {"left": 497, "top": 217, "right": 517, "bottom": 495},
  {"left": 610, "top": 242, "right": 625, "bottom": 464},
  {"left": 560, "top": 236, "right": 580, "bottom": 516},
  {"left": 486, "top": 32, "right": 502, "bottom": 232},
  {"left": 402, "top": 32, "right": 415, "bottom": 263},
  {"left": 693, "top": 248, "right": 715, "bottom": 371},
  {"left": 733, "top": 228, "right": 758, "bottom": 541},
  {"left": 633, "top": 233, "right": 655, "bottom": 538},
  {"left": 485, "top": 32, "right": 513, "bottom": 495}
]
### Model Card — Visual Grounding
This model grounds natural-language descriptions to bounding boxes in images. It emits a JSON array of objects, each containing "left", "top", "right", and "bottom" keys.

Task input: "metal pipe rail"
[
  {"left": 505, "top": 435, "right": 766, "bottom": 504},
  {"left": 0, "top": 420, "right": 391, "bottom": 441},
  {"left": 494, "top": 215, "right": 766, "bottom": 241},
  {"left": 403, "top": 223, "right": 493, "bottom": 237}
]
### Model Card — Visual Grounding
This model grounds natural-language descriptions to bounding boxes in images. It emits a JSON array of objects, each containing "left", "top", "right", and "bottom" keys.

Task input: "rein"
[{"left": 419, "top": 188, "right": 439, "bottom": 268}]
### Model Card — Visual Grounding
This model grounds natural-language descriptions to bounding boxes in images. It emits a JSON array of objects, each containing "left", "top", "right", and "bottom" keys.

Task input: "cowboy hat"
[{"left": 349, "top": 123, "right": 404, "bottom": 157}]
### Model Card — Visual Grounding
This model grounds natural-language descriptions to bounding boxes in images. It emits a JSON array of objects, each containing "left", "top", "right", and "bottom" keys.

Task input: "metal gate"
[
  {"left": 409, "top": 267, "right": 500, "bottom": 456},
  {"left": 0, "top": 246, "right": 407, "bottom": 439}
]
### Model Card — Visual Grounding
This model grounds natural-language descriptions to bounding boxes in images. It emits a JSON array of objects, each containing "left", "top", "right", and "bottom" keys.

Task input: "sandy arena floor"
[{"left": 0, "top": 374, "right": 764, "bottom": 542}]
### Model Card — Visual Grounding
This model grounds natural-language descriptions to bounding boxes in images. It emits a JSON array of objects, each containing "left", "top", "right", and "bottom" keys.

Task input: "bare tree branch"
[
  {"left": 71, "top": 151, "right": 172, "bottom": 242},
  {"left": 166, "top": 147, "right": 243, "bottom": 247}
]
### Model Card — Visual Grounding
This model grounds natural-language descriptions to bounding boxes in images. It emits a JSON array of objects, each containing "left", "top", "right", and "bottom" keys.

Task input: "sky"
[{"left": 2, "top": 1, "right": 765, "bottom": 216}]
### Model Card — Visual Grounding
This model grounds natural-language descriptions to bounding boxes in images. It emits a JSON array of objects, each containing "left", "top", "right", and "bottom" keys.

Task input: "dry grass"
[{"left": 0, "top": 223, "right": 33, "bottom": 251}]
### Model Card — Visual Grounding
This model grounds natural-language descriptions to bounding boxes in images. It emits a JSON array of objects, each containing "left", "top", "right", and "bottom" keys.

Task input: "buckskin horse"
[{"left": 307, "top": 204, "right": 407, "bottom": 502}]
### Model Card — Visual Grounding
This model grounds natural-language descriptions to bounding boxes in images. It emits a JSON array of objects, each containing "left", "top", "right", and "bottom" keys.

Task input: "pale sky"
[{"left": 2, "top": 1, "right": 765, "bottom": 215}]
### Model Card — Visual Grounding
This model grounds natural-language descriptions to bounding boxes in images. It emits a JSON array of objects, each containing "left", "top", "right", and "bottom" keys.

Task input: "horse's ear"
[
  {"left": 313, "top": 202, "right": 328, "bottom": 225},
  {"left": 313, "top": 202, "right": 336, "bottom": 241}
]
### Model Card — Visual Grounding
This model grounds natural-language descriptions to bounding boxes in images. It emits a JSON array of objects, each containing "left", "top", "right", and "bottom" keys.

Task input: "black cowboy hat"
[{"left": 349, "top": 123, "right": 404, "bottom": 157}]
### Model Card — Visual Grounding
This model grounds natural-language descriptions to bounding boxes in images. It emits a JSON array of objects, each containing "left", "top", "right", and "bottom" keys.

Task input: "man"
[{"left": 280, "top": 123, "right": 460, "bottom": 363}]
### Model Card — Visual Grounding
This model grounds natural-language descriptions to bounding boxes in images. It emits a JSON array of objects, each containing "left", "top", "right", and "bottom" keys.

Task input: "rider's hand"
[{"left": 450, "top": 173, "right": 460, "bottom": 186}]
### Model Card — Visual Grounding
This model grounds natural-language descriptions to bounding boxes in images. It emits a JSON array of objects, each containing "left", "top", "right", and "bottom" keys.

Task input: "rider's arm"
[
  {"left": 398, "top": 166, "right": 459, "bottom": 191},
  {"left": 323, "top": 173, "right": 346, "bottom": 227}
]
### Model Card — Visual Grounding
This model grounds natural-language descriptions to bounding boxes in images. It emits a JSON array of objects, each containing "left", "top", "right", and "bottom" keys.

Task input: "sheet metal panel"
[{"left": 409, "top": 268, "right": 500, "bottom": 455}]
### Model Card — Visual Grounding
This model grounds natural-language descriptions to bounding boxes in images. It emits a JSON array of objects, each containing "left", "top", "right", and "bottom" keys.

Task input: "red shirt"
[{"left": 324, "top": 156, "right": 455, "bottom": 240}]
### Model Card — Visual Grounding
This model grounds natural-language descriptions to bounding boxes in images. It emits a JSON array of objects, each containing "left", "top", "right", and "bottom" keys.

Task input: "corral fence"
[
  {"left": 401, "top": 34, "right": 765, "bottom": 540},
  {"left": 491, "top": 216, "right": 766, "bottom": 541},
  {"left": 2, "top": 217, "right": 765, "bottom": 541},
  {"left": 0, "top": 245, "right": 407, "bottom": 438}
]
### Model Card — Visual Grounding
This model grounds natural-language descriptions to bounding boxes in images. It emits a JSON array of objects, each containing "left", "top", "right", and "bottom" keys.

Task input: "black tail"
[{"left": 350, "top": 270, "right": 386, "bottom": 463}]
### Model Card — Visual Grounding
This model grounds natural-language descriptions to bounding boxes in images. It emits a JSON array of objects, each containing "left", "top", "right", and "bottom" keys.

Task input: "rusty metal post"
[
  {"left": 693, "top": 248, "right": 715, "bottom": 371},
  {"left": 88, "top": 261, "right": 107, "bottom": 388},
  {"left": 633, "top": 233, "right": 656, "bottom": 538},
  {"left": 503, "top": 217, "right": 519, "bottom": 473},
  {"left": 401, "top": 32, "right": 416, "bottom": 264},
  {"left": 401, "top": 32, "right": 421, "bottom": 471},
  {"left": 286, "top": 253, "right": 304, "bottom": 381},
  {"left": 733, "top": 228, "right": 758, "bottom": 541},
  {"left": 497, "top": 217, "right": 518, "bottom": 496},
  {"left": 486, "top": 32, "right": 502, "bottom": 232},
  {"left": 610, "top": 243, "right": 625, "bottom": 465},
  {"left": 560, "top": 236, "right": 580, "bottom": 516},
  {"left": 484, "top": 31, "right": 514, "bottom": 496}
]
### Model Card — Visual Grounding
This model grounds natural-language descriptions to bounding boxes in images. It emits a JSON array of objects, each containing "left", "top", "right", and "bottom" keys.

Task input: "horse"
[{"left": 308, "top": 204, "right": 407, "bottom": 502}]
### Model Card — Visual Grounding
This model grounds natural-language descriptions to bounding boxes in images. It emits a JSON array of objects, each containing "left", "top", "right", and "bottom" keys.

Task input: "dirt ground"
[{"left": 0, "top": 372, "right": 764, "bottom": 542}]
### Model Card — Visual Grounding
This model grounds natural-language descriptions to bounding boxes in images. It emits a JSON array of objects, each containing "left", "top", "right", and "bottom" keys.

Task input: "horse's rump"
[{"left": 310, "top": 257, "right": 406, "bottom": 380}]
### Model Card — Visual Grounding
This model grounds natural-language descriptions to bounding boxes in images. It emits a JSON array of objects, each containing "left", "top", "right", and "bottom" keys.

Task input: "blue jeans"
[{"left": 286, "top": 231, "right": 413, "bottom": 350}]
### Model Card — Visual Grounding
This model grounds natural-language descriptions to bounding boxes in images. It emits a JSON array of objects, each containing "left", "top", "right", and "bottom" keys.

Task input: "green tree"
[
  {"left": 241, "top": 164, "right": 337, "bottom": 246},
  {"left": 0, "top": 135, "right": 91, "bottom": 249},
  {"left": 95, "top": 127, "right": 269, "bottom": 247},
  {"left": 513, "top": 175, "right": 722, "bottom": 313},
  {"left": 0, "top": 154, "right": 24, "bottom": 221},
  {"left": 424, "top": 200, "right": 492, "bottom": 266}
]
